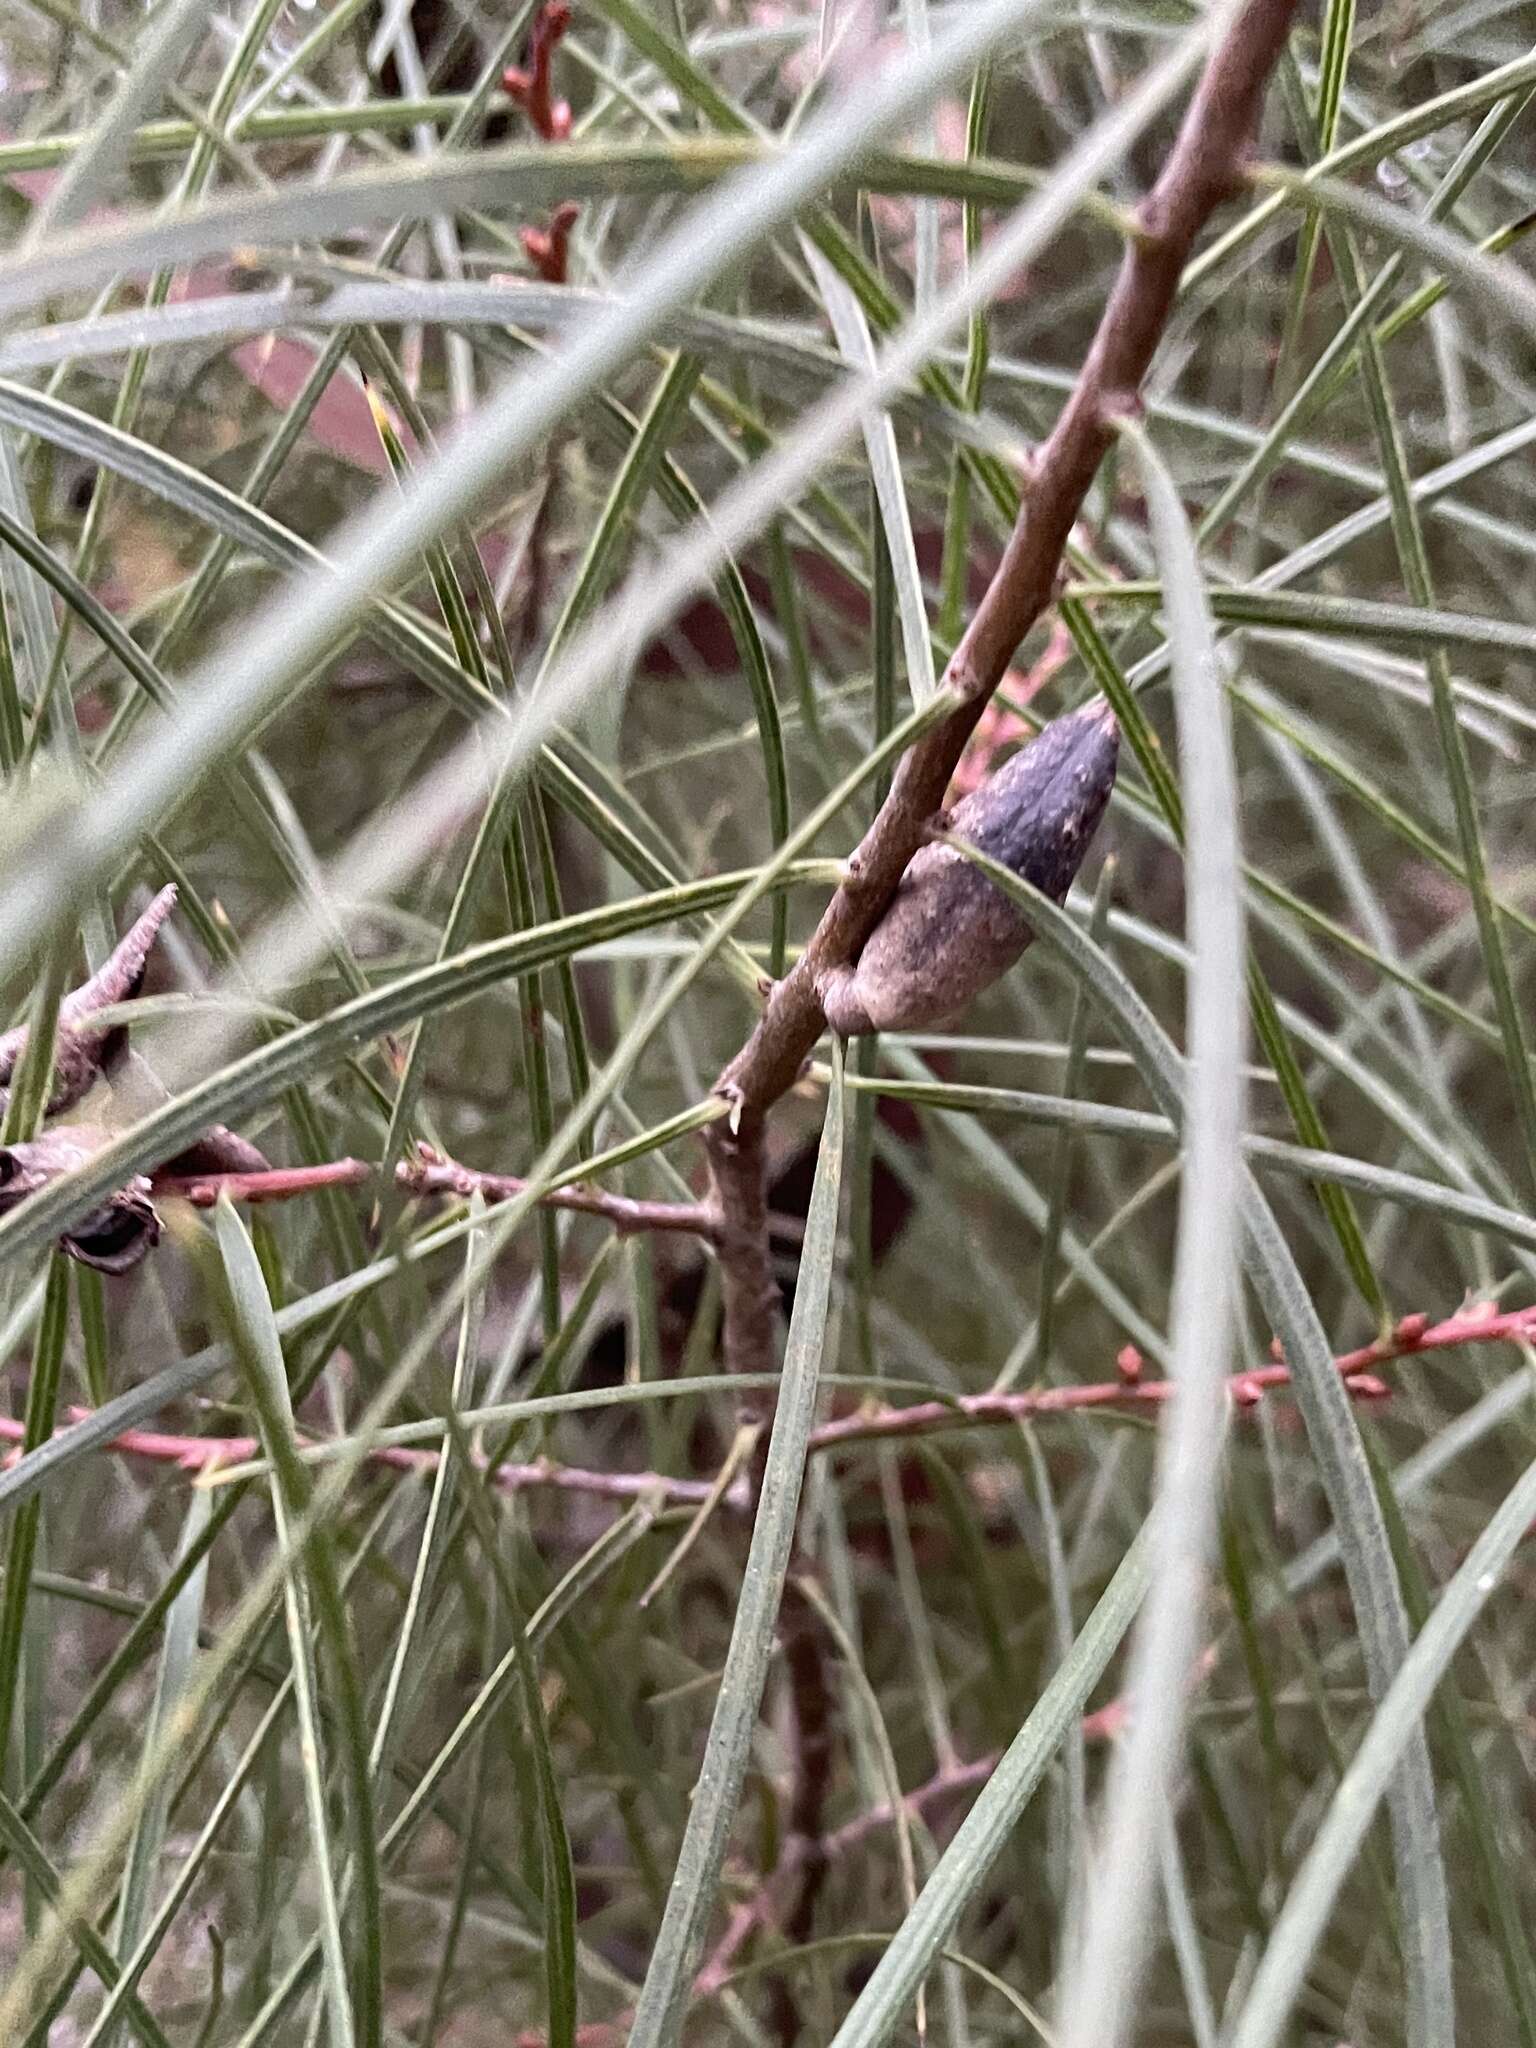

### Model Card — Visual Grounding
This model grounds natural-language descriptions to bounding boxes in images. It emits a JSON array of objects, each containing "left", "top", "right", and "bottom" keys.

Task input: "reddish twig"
[
  {"left": 151, "top": 1159, "right": 373, "bottom": 1206},
  {"left": 0, "top": 1131, "right": 734, "bottom": 1266},
  {"left": 807, "top": 1358, "right": 1387, "bottom": 1450},
  {"left": 364, "top": 1442, "right": 720, "bottom": 1505},
  {"left": 8, "top": 1300, "right": 1524, "bottom": 1503},
  {"left": 501, "top": 1, "right": 573, "bottom": 141},
  {"left": 396, "top": 1143, "right": 721, "bottom": 1240},
  {"left": 504, "top": 0, "right": 579, "bottom": 284},
  {"left": 131, "top": 1142, "right": 724, "bottom": 1239},
  {"left": 805, "top": 1303, "right": 1536, "bottom": 1451},
  {"left": 522, "top": 199, "right": 579, "bottom": 284}
]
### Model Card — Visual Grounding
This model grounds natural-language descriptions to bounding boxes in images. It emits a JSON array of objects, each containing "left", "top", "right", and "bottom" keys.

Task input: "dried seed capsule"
[
  {"left": 821, "top": 698, "right": 1119, "bottom": 1036},
  {"left": 0, "top": 1124, "right": 161, "bottom": 1273},
  {"left": 0, "top": 883, "right": 179, "bottom": 1120}
]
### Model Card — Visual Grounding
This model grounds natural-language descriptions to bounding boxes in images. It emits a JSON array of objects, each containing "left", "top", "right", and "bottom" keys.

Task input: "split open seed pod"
[{"left": 0, "top": 1125, "right": 161, "bottom": 1274}]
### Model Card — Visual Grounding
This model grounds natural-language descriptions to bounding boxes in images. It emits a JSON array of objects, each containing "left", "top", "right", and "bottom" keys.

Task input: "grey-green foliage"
[{"left": 1, "top": 4, "right": 1535, "bottom": 2046}]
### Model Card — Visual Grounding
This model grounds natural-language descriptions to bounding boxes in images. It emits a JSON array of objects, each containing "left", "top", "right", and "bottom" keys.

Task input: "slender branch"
[
  {"left": 690, "top": 21, "right": 1305, "bottom": 1915},
  {"left": 804, "top": 1303, "right": 1533, "bottom": 1450},
  {"left": 708, "top": 0, "right": 1301, "bottom": 1136},
  {"left": 2, "top": 1136, "right": 726, "bottom": 1256},
  {"left": 0, "top": 1406, "right": 724, "bottom": 1507},
  {"left": 805, "top": 1355, "right": 1390, "bottom": 1450},
  {"left": 367, "top": 1443, "right": 719, "bottom": 1505},
  {"left": 61, "top": 1143, "right": 720, "bottom": 1237},
  {"left": 152, "top": 1159, "right": 373, "bottom": 1206},
  {"left": 692, "top": 1751, "right": 1003, "bottom": 2007},
  {"left": 8, "top": 1301, "right": 1522, "bottom": 1499},
  {"left": 395, "top": 1145, "right": 721, "bottom": 1240},
  {"left": 707, "top": 1117, "right": 781, "bottom": 1408}
]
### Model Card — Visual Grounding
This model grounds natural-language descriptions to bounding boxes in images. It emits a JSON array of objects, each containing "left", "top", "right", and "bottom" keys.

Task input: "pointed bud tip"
[{"left": 1075, "top": 694, "right": 1119, "bottom": 735}]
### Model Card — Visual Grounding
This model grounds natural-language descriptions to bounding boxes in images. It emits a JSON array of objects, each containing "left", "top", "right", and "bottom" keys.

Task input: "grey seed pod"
[
  {"left": 821, "top": 698, "right": 1119, "bottom": 1036},
  {"left": 60, "top": 1191, "right": 161, "bottom": 1274}
]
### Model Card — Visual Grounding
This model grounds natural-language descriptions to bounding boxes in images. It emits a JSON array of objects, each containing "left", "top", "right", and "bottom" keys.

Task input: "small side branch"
[
  {"left": 153, "top": 1159, "right": 373, "bottom": 1206},
  {"left": 806, "top": 1302, "right": 1520, "bottom": 1452},
  {"left": 8, "top": 1301, "right": 1521, "bottom": 1502},
  {"left": 0, "top": 1407, "right": 726, "bottom": 1509},
  {"left": 396, "top": 1145, "right": 721, "bottom": 1241},
  {"left": 0, "top": 885, "right": 179, "bottom": 1119}
]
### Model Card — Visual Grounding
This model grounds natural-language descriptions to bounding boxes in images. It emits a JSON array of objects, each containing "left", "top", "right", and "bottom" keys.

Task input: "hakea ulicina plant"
[{"left": 0, "top": 887, "right": 270, "bottom": 1272}]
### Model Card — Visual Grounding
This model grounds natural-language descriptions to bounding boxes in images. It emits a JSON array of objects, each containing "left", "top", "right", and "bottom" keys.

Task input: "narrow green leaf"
[
  {"left": 103, "top": 1488, "right": 213, "bottom": 2048},
  {"left": 1, "top": 936, "right": 70, "bottom": 1145},
  {"left": 0, "top": 1786, "right": 177, "bottom": 2048},
  {"left": 0, "top": 1258, "right": 69, "bottom": 1768},
  {"left": 628, "top": 1041, "right": 847, "bottom": 2046},
  {"left": 1229, "top": 1447, "right": 1536, "bottom": 2048},
  {"left": 1366, "top": 1442, "right": 1536, "bottom": 2048},
  {"left": 1058, "top": 423, "right": 1248, "bottom": 2048},
  {"left": 804, "top": 241, "right": 935, "bottom": 706},
  {"left": 1060, "top": 593, "right": 1386, "bottom": 1317},
  {"left": 828, "top": 1519, "right": 1154, "bottom": 2048},
  {"left": 25, "top": 0, "right": 212, "bottom": 240},
  {"left": 370, "top": 1206, "right": 488, "bottom": 1784},
  {"left": 827, "top": 1071, "right": 1536, "bottom": 1258},
  {"left": 543, "top": 351, "right": 703, "bottom": 666},
  {"left": 1024, "top": 858, "right": 1115, "bottom": 1386},
  {"left": 940, "top": 851, "right": 1454, "bottom": 2045},
  {"left": 1068, "top": 579, "right": 1536, "bottom": 662}
]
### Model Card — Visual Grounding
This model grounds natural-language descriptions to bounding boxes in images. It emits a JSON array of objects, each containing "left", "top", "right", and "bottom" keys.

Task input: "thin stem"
[
  {"left": 6, "top": 1301, "right": 1519, "bottom": 1499},
  {"left": 702, "top": 0, "right": 1303, "bottom": 1384},
  {"left": 396, "top": 1147, "right": 720, "bottom": 1240}
]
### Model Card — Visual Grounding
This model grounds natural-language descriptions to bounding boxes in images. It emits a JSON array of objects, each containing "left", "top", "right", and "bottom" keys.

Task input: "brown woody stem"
[
  {"left": 715, "top": 0, "right": 1299, "bottom": 1122},
  {"left": 767, "top": 1577, "right": 836, "bottom": 2045},
  {"left": 703, "top": 0, "right": 1303, "bottom": 1382}
]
